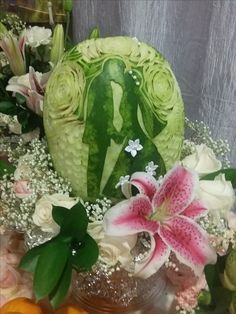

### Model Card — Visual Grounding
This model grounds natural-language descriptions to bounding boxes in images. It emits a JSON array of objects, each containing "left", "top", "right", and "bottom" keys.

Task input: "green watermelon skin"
[{"left": 43, "top": 36, "right": 184, "bottom": 201}]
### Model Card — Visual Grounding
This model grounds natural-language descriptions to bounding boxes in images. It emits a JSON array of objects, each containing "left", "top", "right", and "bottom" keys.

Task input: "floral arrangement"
[{"left": 0, "top": 5, "right": 236, "bottom": 314}]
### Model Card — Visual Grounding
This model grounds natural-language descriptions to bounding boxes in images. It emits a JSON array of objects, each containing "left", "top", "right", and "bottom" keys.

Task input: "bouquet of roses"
[{"left": 0, "top": 4, "right": 236, "bottom": 314}]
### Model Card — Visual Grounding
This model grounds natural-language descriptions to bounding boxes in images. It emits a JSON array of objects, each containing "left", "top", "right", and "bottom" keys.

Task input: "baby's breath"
[
  {"left": 182, "top": 118, "right": 230, "bottom": 167},
  {"left": 0, "top": 138, "right": 71, "bottom": 232},
  {"left": 84, "top": 198, "right": 112, "bottom": 222}
]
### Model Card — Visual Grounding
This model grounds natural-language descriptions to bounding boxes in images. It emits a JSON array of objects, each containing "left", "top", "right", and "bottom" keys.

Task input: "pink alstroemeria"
[
  {"left": 0, "top": 32, "right": 26, "bottom": 76},
  {"left": 104, "top": 166, "right": 217, "bottom": 279},
  {"left": 6, "top": 66, "right": 50, "bottom": 116}
]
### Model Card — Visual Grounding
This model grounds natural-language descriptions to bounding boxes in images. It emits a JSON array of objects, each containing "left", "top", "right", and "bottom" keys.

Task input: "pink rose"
[
  {"left": 13, "top": 180, "right": 32, "bottom": 198},
  {"left": 0, "top": 231, "right": 33, "bottom": 306},
  {"left": 0, "top": 258, "right": 20, "bottom": 289}
]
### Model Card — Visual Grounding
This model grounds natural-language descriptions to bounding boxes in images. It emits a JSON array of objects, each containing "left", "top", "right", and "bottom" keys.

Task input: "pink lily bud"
[{"left": 0, "top": 32, "right": 26, "bottom": 76}]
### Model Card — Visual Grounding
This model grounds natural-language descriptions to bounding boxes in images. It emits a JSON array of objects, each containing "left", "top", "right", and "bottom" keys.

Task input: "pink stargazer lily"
[
  {"left": 6, "top": 66, "right": 50, "bottom": 116},
  {"left": 104, "top": 166, "right": 217, "bottom": 279}
]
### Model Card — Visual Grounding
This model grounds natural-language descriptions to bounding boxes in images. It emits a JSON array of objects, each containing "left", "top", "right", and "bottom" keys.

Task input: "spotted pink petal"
[
  {"left": 152, "top": 166, "right": 198, "bottom": 216},
  {"left": 159, "top": 216, "right": 217, "bottom": 275},
  {"left": 182, "top": 200, "right": 208, "bottom": 220},
  {"left": 122, "top": 172, "right": 158, "bottom": 199},
  {"left": 103, "top": 195, "right": 159, "bottom": 236},
  {"left": 134, "top": 233, "right": 170, "bottom": 279}
]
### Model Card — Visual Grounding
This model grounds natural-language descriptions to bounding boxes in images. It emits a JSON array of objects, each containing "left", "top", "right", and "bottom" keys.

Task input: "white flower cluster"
[
  {"left": 0, "top": 139, "right": 72, "bottom": 232},
  {"left": 84, "top": 198, "right": 112, "bottom": 222},
  {"left": 0, "top": 14, "right": 26, "bottom": 36}
]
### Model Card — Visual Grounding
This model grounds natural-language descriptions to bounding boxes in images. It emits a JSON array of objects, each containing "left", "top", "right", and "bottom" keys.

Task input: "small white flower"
[
  {"left": 125, "top": 139, "right": 143, "bottom": 157},
  {"left": 115, "top": 175, "right": 130, "bottom": 189},
  {"left": 145, "top": 161, "right": 158, "bottom": 176}
]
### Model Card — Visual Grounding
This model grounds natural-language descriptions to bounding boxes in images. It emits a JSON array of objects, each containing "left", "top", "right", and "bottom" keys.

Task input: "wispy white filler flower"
[
  {"left": 145, "top": 161, "right": 158, "bottom": 176},
  {"left": 125, "top": 139, "right": 143, "bottom": 157},
  {"left": 115, "top": 175, "right": 130, "bottom": 189}
]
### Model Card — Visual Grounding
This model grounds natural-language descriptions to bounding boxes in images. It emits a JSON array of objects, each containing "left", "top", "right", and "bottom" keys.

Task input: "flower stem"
[{"left": 65, "top": 12, "right": 70, "bottom": 47}]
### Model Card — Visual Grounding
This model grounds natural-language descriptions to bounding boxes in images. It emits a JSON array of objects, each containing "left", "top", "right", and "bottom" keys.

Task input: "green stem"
[{"left": 65, "top": 12, "right": 70, "bottom": 47}]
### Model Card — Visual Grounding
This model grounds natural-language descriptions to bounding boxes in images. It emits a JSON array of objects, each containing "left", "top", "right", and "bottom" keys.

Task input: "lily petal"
[
  {"left": 182, "top": 200, "right": 208, "bottom": 219},
  {"left": 134, "top": 234, "right": 170, "bottom": 279},
  {"left": 159, "top": 216, "right": 217, "bottom": 275},
  {"left": 152, "top": 166, "right": 198, "bottom": 216},
  {"left": 122, "top": 172, "right": 158, "bottom": 199},
  {"left": 103, "top": 195, "right": 159, "bottom": 236}
]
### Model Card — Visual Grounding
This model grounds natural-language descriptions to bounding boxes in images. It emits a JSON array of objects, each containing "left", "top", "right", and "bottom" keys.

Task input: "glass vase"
[{"left": 72, "top": 263, "right": 167, "bottom": 314}]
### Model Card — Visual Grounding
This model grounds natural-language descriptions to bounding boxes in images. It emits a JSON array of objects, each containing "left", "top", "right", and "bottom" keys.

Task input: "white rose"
[
  {"left": 88, "top": 221, "right": 137, "bottom": 267},
  {"left": 87, "top": 221, "right": 104, "bottom": 241},
  {"left": 99, "top": 234, "right": 137, "bottom": 267},
  {"left": 32, "top": 194, "right": 78, "bottom": 233},
  {"left": 182, "top": 144, "right": 222, "bottom": 176},
  {"left": 25, "top": 26, "right": 52, "bottom": 48},
  {"left": 198, "top": 174, "right": 235, "bottom": 218}
]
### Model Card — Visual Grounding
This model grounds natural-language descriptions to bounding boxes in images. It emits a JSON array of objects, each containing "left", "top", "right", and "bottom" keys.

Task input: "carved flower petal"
[
  {"left": 152, "top": 166, "right": 198, "bottom": 216},
  {"left": 159, "top": 216, "right": 217, "bottom": 275},
  {"left": 103, "top": 195, "right": 159, "bottom": 236},
  {"left": 181, "top": 200, "right": 208, "bottom": 219},
  {"left": 134, "top": 233, "right": 170, "bottom": 279}
]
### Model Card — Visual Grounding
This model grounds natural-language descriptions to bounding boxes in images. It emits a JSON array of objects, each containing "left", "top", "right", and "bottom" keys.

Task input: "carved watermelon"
[{"left": 43, "top": 36, "right": 184, "bottom": 201}]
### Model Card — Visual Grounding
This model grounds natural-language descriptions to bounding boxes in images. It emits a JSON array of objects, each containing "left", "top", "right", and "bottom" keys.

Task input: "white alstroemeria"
[
  {"left": 115, "top": 175, "right": 130, "bottom": 189},
  {"left": 125, "top": 139, "right": 143, "bottom": 157},
  {"left": 25, "top": 26, "right": 52, "bottom": 48},
  {"left": 145, "top": 161, "right": 158, "bottom": 176}
]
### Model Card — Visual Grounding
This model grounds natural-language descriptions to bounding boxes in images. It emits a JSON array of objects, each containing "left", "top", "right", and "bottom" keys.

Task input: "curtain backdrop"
[{"left": 72, "top": 0, "right": 236, "bottom": 166}]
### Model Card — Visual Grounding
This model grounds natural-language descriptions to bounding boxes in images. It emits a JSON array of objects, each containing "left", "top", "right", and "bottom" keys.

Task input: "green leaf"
[
  {"left": 17, "top": 110, "right": 40, "bottom": 133},
  {"left": 33, "top": 239, "right": 69, "bottom": 301},
  {"left": 204, "top": 264, "right": 221, "bottom": 293},
  {"left": 0, "top": 101, "right": 21, "bottom": 115},
  {"left": 61, "top": 202, "right": 88, "bottom": 240},
  {"left": 49, "top": 257, "right": 72, "bottom": 309},
  {"left": 72, "top": 234, "right": 99, "bottom": 272},
  {"left": 15, "top": 92, "right": 26, "bottom": 105},
  {"left": 19, "top": 242, "right": 47, "bottom": 273},
  {"left": 211, "top": 287, "right": 232, "bottom": 313},
  {"left": 202, "top": 168, "right": 236, "bottom": 188},
  {"left": 52, "top": 206, "right": 69, "bottom": 227},
  {"left": 0, "top": 160, "right": 15, "bottom": 177}
]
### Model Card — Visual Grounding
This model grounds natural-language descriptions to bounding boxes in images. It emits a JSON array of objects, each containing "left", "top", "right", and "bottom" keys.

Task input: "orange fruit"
[
  {"left": 0, "top": 297, "right": 43, "bottom": 314},
  {"left": 54, "top": 304, "right": 88, "bottom": 314}
]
